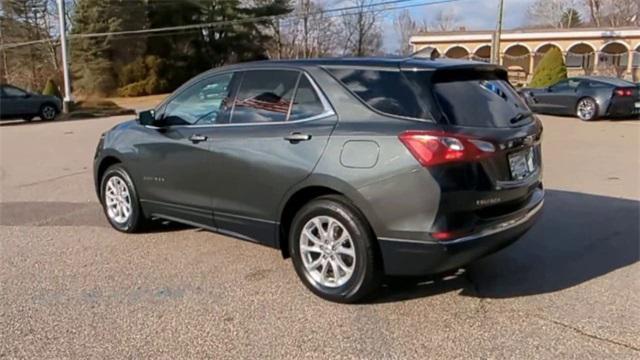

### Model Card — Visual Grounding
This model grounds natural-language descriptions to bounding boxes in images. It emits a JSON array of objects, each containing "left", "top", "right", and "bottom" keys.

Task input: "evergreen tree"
[
  {"left": 561, "top": 8, "right": 583, "bottom": 28},
  {"left": 71, "top": 0, "right": 146, "bottom": 95},
  {"left": 529, "top": 47, "right": 567, "bottom": 88}
]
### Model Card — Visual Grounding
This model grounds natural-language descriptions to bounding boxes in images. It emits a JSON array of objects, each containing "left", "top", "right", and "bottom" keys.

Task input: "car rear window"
[
  {"left": 432, "top": 71, "right": 531, "bottom": 128},
  {"left": 327, "top": 68, "right": 431, "bottom": 120}
]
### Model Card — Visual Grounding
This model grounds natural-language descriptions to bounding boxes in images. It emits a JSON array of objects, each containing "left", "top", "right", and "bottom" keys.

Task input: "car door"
[
  {"left": 1, "top": 85, "right": 30, "bottom": 117},
  {"left": 533, "top": 79, "right": 581, "bottom": 114},
  {"left": 208, "top": 69, "right": 337, "bottom": 246},
  {"left": 132, "top": 72, "right": 238, "bottom": 226}
]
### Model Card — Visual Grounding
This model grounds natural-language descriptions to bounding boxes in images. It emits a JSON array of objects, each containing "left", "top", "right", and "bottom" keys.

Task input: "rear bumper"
[
  {"left": 378, "top": 195, "right": 544, "bottom": 276},
  {"left": 606, "top": 99, "right": 640, "bottom": 118}
]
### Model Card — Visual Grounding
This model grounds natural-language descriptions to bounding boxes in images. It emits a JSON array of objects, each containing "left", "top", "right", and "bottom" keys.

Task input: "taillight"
[
  {"left": 398, "top": 130, "right": 496, "bottom": 167},
  {"left": 614, "top": 88, "right": 633, "bottom": 97}
]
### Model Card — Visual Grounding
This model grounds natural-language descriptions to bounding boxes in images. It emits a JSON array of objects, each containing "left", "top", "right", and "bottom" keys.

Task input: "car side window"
[
  {"left": 586, "top": 81, "right": 609, "bottom": 89},
  {"left": 289, "top": 75, "right": 325, "bottom": 121},
  {"left": 551, "top": 79, "right": 580, "bottom": 92},
  {"left": 327, "top": 68, "right": 429, "bottom": 120},
  {"left": 3, "top": 86, "right": 27, "bottom": 97},
  {"left": 231, "top": 70, "right": 299, "bottom": 124},
  {"left": 162, "top": 73, "right": 234, "bottom": 126}
]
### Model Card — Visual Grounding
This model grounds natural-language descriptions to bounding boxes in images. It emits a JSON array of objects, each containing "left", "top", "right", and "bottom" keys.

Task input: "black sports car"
[{"left": 521, "top": 76, "right": 639, "bottom": 121}]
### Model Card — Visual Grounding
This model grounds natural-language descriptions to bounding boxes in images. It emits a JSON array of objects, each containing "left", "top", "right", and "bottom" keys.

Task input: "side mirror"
[
  {"left": 546, "top": 87, "right": 553, "bottom": 93},
  {"left": 138, "top": 109, "right": 156, "bottom": 126},
  {"left": 23, "top": 93, "right": 31, "bottom": 98}
]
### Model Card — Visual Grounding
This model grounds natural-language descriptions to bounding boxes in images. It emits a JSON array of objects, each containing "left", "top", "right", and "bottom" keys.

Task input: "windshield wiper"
[{"left": 510, "top": 111, "right": 533, "bottom": 124}]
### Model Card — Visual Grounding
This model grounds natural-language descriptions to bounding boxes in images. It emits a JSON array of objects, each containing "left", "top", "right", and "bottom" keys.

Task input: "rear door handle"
[
  {"left": 189, "top": 134, "right": 208, "bottom": 143},
  {"left": 284, "top": 133, "right": 312, "bottom": 143}
]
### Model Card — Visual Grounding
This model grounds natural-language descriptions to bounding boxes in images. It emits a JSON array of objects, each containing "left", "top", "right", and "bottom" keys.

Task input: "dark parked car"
[
  {"left": 521, "top": 76, "right": 640, "bottom": 121},
  {"left": 0, "top": 84, "right": 61, "bottom": 121},
  {"left": 94, "top": 58, "right": 544, "bottom": 302}
]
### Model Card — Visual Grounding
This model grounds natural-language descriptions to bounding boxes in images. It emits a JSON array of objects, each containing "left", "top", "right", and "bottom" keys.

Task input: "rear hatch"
[{"left": 400, "top": 65, "right": 544, "bottom": 240}]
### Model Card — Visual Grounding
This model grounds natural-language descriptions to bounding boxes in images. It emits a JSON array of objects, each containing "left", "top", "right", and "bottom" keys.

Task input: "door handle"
[
  {"left": 189, "top": 134, "right": 208, "bottom": 143},
  {"left": 284, "top": 133, "right": 312, "bottom": 143}
]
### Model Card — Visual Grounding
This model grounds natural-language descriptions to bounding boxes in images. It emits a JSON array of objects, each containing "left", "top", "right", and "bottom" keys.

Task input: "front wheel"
[
  {"left": 289, "top": 195, "right": 380, "bottom": 303},
  {"left": 39, "top": 104, "right": 58, "bottom": 121},
  {"left": 100, "top": 165, "right": 147, "bottom": 233},
  {"left": 576, "top": 97, "right": 598, "bottom": 121}
]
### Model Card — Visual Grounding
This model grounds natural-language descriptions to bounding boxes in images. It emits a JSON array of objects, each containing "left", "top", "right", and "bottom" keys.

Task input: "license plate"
[
  {"left": 508, "top": 148, "right": 536, "bottom": 180},
  {"left": 635, "top": 101, "right": 640, "bottom": 109}
]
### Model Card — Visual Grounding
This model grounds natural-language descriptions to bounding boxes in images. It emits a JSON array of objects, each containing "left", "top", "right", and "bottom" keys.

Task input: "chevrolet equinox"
[{"left": 94, "top": 57, "right": 544, "bottom": 303}]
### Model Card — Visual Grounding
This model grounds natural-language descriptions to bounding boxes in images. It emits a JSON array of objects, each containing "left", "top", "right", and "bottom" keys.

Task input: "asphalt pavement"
[{"left": 1, "top": 114, "right": 638, "bottom": 359}]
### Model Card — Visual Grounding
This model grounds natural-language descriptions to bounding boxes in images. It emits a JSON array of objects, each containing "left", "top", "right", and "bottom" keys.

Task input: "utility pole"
[
  {"left": 491, "top": 0, "right": 504, "bottom": 65},
  {"left": 56, "top": 0, "right": 72, "bottom": 113}
]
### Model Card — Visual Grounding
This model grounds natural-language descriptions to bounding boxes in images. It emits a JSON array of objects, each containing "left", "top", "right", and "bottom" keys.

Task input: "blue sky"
[{"left": 381, "top": 0, "right": 535, "bottom": 52}]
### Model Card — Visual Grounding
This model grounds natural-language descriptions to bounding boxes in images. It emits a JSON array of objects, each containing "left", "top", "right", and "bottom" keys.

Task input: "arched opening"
[
  {"left": 598, "top": 41, "right": 629, "bottom": 77},
  {"left": 444, "top": 46, "right": 470, "bottom": 59},
  {"left": 503, "top": 44, "right": 531, "bottom": 85},
  {"left": 566, "top": 42, "right": 596, "bottom": 75},
  {"left": 634, "top": 44, "right": 640, "bottom": 82},
  {"left": 533, "top": 43, "right": 563, "bottom": 70},
  {"left": 472, "top": 45, "right": 491, "bottom": 62}
]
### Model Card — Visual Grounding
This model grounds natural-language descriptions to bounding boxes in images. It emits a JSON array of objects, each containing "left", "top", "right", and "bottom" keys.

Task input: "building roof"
[
  {"left": 411, "top": 27, "right": 640, "bottom": 44},
  {"left": 413, "top": 26, "right": 640, "bottom": 37}
]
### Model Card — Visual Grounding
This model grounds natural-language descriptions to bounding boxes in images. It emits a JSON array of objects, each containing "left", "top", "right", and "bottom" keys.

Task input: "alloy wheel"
[
  {"left": 41, "top": 105, "right": 56, "bottom": 120},
  {"left": 577, "top": 99, "right": 595, "bottom": 120},
  {"left": 104, "top": 176, "right": 132, "bottom": 224},
  {"left": 299, "top": 215, "right": 356, "bottom": 288}
]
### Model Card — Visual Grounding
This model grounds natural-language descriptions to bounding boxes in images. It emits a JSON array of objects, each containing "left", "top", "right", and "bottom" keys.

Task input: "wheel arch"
[
  {"left": 277, "top": 177, "right": 382, "bottom": 259},
  {"left": 95, "top": 156, "right": 122, "bottom": 198},
  {"left": 576, "top": 96, "right": 600, "bottom": 120},
  {"left": 40, "top": 101, "right": 60, "bottom": 113}
]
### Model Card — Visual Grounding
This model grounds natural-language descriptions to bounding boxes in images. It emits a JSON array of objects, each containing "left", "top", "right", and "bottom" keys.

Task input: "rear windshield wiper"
[{"left": 510, "top": 111, "right": 533, "bottom": 124}]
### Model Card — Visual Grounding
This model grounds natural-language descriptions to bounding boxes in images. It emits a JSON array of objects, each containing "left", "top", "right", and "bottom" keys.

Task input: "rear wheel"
[
  {"left": 289, "top": 195, "right": 380, "bottom": 303},
  {"left": 576, "top": 97, "right": 598, "bottom": 121},
  {"left": 39, "top": 104, "right": 58, "bottom": 121},
  {"left": 100, "top": 165, "right": 147, "bottom": 233}
]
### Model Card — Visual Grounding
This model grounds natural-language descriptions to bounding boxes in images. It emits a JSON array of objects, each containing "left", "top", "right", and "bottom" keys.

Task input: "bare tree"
[
  {"left": 582, "top": 0, "right": 639, "bottom": 27},
  {"left": 431, "top": 8, "right": 461, "bottom": 31},
  {"left": 339, "top": 0, "right": 383, "bottom": 57},
  {"left": 393, "top": 9, "right": 418, "bottom": 55},
  {"left": 528, "top": 0, "right": 581, "bottom": 29},
  {"left": 585, "top": 0, "right": 601, "bottom": 26},
  {"left": 266, "top": 0, "right": 341, "bottom": 59},
  {"left": 0, "top": 0, "right": 62, "bottom": 90}
]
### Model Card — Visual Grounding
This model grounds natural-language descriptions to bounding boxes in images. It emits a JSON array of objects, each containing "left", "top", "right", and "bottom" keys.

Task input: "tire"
[
  {"left": 39, "top": 103, "right": 58, "bottom": 121},
  {"left": 100, "top": 164, "right": 147, "bottom": 233},
  {"left": 576, "top": 97, "right": 598, "bottom": 121},
  {"left": 289, "top": 195, "right": 381, "bottom": 303}
]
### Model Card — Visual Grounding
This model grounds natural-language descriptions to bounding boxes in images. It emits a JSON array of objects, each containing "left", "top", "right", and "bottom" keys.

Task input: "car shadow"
[
  {"left": 371, "top": 189, "right": 639, "bottom": 303},
  {"left": 0, "top": 201, "right": 189, "bottom": 233},
  {"left": 0, "top": 114, "right": 134, "bottom": 127}
]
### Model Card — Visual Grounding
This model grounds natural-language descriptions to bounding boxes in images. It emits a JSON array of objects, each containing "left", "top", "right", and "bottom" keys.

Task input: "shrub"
[
  {"left": 529, "top": 47, "right": 567, "bottom": 88},
  {"left": 115, "top": 56, "right": 171, "bottom": 97},
  {"left": 42, "top": 79, "right": 62, "bottom": 98}
]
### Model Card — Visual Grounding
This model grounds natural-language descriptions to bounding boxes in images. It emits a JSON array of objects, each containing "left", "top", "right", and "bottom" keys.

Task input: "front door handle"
[
  {"left": 284, "top": 133, "right": 312, "bottom": 143},
  {"left": 189, "top": 134, "right": 208, "bottom": 143}
]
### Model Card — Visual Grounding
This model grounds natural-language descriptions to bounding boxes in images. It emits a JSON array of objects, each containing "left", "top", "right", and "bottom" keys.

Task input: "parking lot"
[{"left": 1, "top": 113, "right": 638, "bottom": 358}]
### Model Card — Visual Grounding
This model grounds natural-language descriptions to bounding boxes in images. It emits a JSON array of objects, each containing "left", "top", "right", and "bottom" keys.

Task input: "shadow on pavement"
[
  {"left": 0, "top": 201, "right": 189, "bottom": 232},
  {"left": 0, "top": 114, "right": 134, "bottom": 127},
  {"left": 3, "top": 190, "right": 638, "bottom": 302},
  {"left": 374, "top": 189, "right": 639, "bottom": 302}
]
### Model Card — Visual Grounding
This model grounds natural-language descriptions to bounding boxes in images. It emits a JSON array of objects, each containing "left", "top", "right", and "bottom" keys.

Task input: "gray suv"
[
  {"left": 94, "top": 58, "right": 544, "bottom": 302},
  {"left": 0, "top": 84, "right": 61, "bottom": 121}
]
